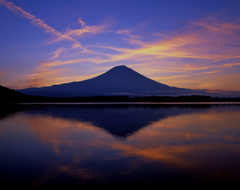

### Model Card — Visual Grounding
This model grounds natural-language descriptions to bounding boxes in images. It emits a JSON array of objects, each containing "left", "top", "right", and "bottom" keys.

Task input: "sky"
[{"left": 1, "top": 0, "right": 240, "bottom": 94}]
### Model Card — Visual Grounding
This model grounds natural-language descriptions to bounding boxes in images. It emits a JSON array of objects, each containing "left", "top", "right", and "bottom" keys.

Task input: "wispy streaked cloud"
[
  {"left": 39, "top": 58, "right": 101, "bottom": 69},
  {"left": 153, "top": 70, "right": 220, "bottom": 80},
  {"left": 65, "top": 18, "right": 109, "bottom": 38},
  {"left": 0, "top": 0, "right": 82, "bottom": 48},
  {"left": 24, "top": 68, "right": 71, "bottom": 88},
  {"left": 117, "top": 29, "right": 137, "bottom": 38},
  {"left": 189, "top": 17, "right": 240, "bottom": 36},
  {"left": 51, "top": 47, "right": 67, "bottom": 59},
  {"left": 90, "top": 17, "right": 240, "bottom": 66},
  {"left": 20, "top": 67, "right": 103, "bottom": 89}
]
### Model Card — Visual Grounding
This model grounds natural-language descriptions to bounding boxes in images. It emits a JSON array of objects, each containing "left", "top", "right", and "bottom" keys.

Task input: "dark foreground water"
[{"left": 1, "top": 103, "right": 240, "bottom": 189}]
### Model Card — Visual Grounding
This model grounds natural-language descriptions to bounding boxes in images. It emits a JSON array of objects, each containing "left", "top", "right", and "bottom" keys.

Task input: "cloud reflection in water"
[{"left": 0, "top": 104, "right": 240, "bottom": 188}]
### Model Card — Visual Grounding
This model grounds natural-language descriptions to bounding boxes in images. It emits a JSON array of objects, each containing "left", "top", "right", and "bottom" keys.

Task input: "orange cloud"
[
  {"left": 152, "top": 70, "right": 220, "bottom": 80},
  {"left": 196, "top": 73, "right": 240, "bottom": 91},
  {"left": 21, "top": 66, "right": 103, "bottom": 88},
  {"left": 159, "top": 73, "right": 240, "bottom": 92},
  {"left": 120, "top": 32, "right": 238, "bottom": 60},
  {"left": 23, "top": 68, "right": 71, "bottom": 88},
  {"left": 92, "top": 17, "right": 240, "bottom": 65}
]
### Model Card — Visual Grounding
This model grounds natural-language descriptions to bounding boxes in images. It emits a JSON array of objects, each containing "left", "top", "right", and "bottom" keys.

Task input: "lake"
[{"left": 1, "top": 103, "right": 240, "bottom": 189}]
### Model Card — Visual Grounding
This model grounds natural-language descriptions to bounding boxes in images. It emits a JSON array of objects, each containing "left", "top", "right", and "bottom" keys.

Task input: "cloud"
[
  {"left": 152, "top": 70, "right": 220, "bottom": 80},
  {"left": 117, "top": 29, "right": 139, "bottom": 38},
  {"left": 51, "top": 47, "right": 67, "bottom": 59},
  {"left": 21, "top": 66, "right": 102, "bottom": 89},
  {"left": 64, "top": 18, "right": 108, "bottom": 38},
  {"left": 188, "top": 17, "right": 240, "bottom": 36},
  {"left": 117, "top": 29, "right": 143, "bottom": 46},
  {"left": 0, "top": 71, "right": 6, "bottom": 79},
  {"left": 0, "top": 0, "right": 111, "bottom": 50},
  {"left": 91, "top": 18, "right": 240, "bottom": 66},
  {"left": 23, "top": 68, "right": 71, "bottom": 88},
  {"left": 46, "top": 18, "right": 110, "bottom": 46},
  {"left": 39, "top": 57, "right": 101, "bottom": 69},
  {"left": 78, "top": 18, "right": 86, "bottom": 27},
  {"left": 0, "top": 0, "right": 82, "bottom": 48}
]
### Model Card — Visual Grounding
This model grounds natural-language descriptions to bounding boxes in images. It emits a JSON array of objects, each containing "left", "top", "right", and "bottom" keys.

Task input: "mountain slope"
[
  {"left": 0, "top": 85, "right": 25, "bottom": 102},
  {"left": 17, "top": 65, "right": 200, "bottom": 97}
]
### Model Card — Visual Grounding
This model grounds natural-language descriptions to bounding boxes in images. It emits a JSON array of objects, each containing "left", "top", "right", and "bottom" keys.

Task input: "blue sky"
[{"left": 1, "top": 0, "right": 240, "bottom": 95}]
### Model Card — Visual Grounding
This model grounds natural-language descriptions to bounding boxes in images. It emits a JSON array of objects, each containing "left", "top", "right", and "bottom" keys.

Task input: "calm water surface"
[{"left": 1, "top": 103, "right": 240, "bottom": 189}]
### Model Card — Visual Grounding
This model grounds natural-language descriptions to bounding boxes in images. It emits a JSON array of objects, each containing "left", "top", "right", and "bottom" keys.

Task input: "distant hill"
[
  {"left": 0, "top": 85, "right": 25, "bottom": 102},
  {"left": 17, "top": 65, "right": 205, "bottom": 97}
]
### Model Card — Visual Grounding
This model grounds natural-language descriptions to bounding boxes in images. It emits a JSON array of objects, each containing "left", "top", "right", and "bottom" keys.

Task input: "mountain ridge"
[{"left": 17, "top": 65, "right": 202, "bottom": 97}]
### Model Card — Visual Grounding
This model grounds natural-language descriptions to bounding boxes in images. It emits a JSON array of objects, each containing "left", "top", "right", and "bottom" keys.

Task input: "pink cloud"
[{"left": 0, "top": 71, "right": 6, "bottom": 79}]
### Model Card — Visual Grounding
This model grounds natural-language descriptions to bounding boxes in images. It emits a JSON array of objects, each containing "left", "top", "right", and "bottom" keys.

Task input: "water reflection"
[
  {"left": 0, "top": 104, "right": 240, "bottom": 189},
  {"left": 0, "top": 104, "right": 221, "bottom": 138}
]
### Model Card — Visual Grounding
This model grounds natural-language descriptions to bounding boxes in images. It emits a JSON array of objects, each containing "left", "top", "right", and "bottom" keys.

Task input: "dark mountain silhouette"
[
  {"left": 0, "top": 84, "right": 21, "bottom": 96},
  {"left": 0, "top": 85, "right": 25, "bottom": 103},
  {"left": 17, "top": 65, "right": 205, "bottom": 97}
]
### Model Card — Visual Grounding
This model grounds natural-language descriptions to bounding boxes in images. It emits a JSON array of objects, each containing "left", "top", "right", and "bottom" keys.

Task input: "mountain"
[{"left": 17, "top": 65, "right": 204, "bottom": 97}]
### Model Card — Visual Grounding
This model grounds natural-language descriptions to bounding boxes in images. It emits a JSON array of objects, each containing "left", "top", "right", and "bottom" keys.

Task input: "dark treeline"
[
  {"left": 2, "top": 94, "right": 240, "bottom": 103},
  {"left": 1, "top": 85, "right": 240, "bottom": 103}
]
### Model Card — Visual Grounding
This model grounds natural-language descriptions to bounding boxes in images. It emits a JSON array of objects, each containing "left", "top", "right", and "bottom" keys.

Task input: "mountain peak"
[
  {"left": 104, "top": 65, "right": 136, "bottom": 75},
  {"left": 109, "top": 65, "right": 131, "bottom": 71},
  {"left": 114, "top": 65, "right": 127, "bottom": 68},
  {"left": 114, "top": 65, "right": 127, "bottom": 67}
]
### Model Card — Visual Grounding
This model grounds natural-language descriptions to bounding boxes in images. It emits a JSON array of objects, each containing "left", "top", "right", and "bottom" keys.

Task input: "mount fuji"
[{"left": 17, "top": 65, "right": 205, "bottom": 97}]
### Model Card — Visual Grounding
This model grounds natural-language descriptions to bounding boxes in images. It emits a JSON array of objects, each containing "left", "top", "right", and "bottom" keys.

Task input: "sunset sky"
[{"left": 1, "top": 0, "right": 240, "bottom": 94}]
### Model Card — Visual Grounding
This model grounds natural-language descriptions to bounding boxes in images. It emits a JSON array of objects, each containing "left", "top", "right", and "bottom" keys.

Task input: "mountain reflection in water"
[{"left": 0, "top": 104, "right": 240, "bottom": 189}]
